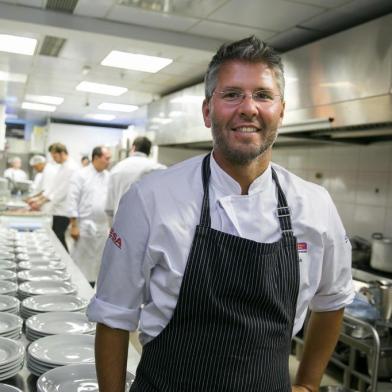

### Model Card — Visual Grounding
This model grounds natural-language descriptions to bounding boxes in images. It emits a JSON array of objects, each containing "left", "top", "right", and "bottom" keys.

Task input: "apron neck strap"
[{"left": 200, "top": 154, "right": 294, "bottom": 235}]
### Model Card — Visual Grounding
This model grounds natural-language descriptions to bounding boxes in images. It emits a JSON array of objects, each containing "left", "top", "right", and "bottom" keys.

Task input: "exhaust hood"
[{"left": 148, "top": 13, "right": 392, "bottom": 147}]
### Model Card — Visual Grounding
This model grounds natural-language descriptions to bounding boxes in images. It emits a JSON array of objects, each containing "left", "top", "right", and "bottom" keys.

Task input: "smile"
[{"left": 234, "top": 127, "right": 259, "bottom": 133}]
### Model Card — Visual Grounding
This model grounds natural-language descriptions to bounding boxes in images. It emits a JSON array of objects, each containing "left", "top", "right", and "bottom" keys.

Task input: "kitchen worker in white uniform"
[
  {"left": 67, "top": 146, "right": 111, "bottom": 285},
  {"left": 29, "top": 143, "right": 77, "bottom": 251},
  {"left": 3, "top": 156, "right": 28, "bottom": 185},
  {"left": 87, "top": 36, "right": 354, "bottom": 392},
  {"left": 105, "top": 136, "right": 166, "bottom": 219}
]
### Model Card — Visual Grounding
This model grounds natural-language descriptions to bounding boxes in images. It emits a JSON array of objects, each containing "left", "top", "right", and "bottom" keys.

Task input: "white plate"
[
  {"left": 0, "top": 337, "right": 24, "bottom": 366},
  {"left": 28, "top": 334, "right": 95, "bottom": 366},
  {"left": 0, "top": 383, "right": 24, "bottom": 392},
  {"left": 0, "top": 262, "right": 16, "bottom": 271},
  {"left": 0, "top": 296, "right": 19, "bottom": 312},
  {"left": 0, "top": 314, "right": 22, "bottom": 335},
  {"left": 17, "top": 270, "right": 70, "bottom": 282},
  {"left": 0, "top": 363, "right": 24, "bottom": 381},
  {"left": 0, "top": 282, "right": 17, "bottom": 296},
  {"left": 18, "top": 261, "right": 66, "bottom": 271},
  {"left": 18, "top": 281, "right": 77, "bottom": 296},
  {"left": 22, "top": 295, "right": 88, "bottom": 312},
  {"left": 37, "top": 364, "right": 135, "bottom": 392},
  {"left": 26, "top": 312, "right": 95, "bottom": 335},
  {"left": 0, "top": 271, "right": 16, "bottom": 282}
]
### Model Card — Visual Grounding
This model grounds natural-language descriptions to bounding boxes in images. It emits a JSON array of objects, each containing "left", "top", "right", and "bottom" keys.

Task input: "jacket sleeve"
[{"left": 66, "top": 171, "right": 83, "bottom": 218}]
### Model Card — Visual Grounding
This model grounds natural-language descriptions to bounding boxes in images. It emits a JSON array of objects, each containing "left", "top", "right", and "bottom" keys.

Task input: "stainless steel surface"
[
  {"left": 319, "top": 386, "right": 359, "bottom": 392},
  {"left": 370, "top": 235, "right": 392, "bottom": 274},
  {"left": 379, "top": 285, "right": 392, "bottom": 321}
]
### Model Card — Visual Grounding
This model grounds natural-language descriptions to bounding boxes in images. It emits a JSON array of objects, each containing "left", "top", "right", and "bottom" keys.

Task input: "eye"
[
  {"left": 253, "top": 90, "right": 274, "bottom": 101},
  {"left": 221, "top": 90, "right": 242, "bottom": 101}
]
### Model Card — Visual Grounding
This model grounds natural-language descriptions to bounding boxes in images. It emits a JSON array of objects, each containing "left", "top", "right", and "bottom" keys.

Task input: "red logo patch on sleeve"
[{"left": 109, "top": 228, "right": 122, "bottom": 249}]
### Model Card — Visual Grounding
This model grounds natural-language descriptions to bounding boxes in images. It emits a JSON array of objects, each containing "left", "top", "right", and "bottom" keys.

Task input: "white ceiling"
[{"left": 0, "top": 0, "right": 391, "bottom": 126}]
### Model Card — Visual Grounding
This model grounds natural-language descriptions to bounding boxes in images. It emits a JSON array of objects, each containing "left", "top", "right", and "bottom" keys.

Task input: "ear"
[
  {"left": 202, "top": 98, "right": 212, "bottom": 128},
  {"left": 278, "top": 100, "right": 285, "bottom": 127}
]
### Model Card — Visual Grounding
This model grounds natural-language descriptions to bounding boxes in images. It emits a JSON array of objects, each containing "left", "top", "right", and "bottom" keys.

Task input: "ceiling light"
[
  {"left": 150, "top": 117, "right": 172, "bottom": 125},
  {"left": 25, "top": 94, "right": 64, "bottom": 105},
  {"left": 22, "top": 102, "right": 57, "bottom": 112},
  {"left": 170, "top": 95, "right": 204, "bottom": 104},
  {"left": 0, "top": 34, "right": 37, "bottom": 55},
  {"left": 0, "top": 71, "right": 27, "bottom": 83},
  {"left": 98, "top": 102, "right": 138, "bottom": 112},
  {"left": 85, "top": 113, "right": 116, "bottom": 121},
  {"left": 76, "top": 81, "right": 127, "bottom": 96},
  {"left": 101, "top": 50, "right": 172, "bottom": 73},
  {"left": 319, "top": 81, "right": 353, "bottom": 88}
]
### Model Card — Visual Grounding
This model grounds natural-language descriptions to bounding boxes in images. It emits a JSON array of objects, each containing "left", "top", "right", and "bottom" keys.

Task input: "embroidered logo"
[
  {"left": 109, "top": 228, "right": 122, "bottom": 249},
  {"left": 297, "top": 242, "right": 308, "bottom": 253}
]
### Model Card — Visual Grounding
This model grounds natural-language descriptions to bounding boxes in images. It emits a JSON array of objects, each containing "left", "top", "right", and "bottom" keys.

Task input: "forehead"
[{"left": 216, "top": 60, "right": 278, "bottom": 90}]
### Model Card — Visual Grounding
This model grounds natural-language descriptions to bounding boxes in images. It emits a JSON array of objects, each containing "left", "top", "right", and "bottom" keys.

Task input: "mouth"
[{"left": 233, "top": 126, "right": 260, "bottom": 133}]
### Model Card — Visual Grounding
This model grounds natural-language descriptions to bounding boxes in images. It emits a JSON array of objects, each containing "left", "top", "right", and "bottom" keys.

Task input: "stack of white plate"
[
  {"left": 18, "top": 281, "right": 77, "bottom": 300},
  {"left": 25, "top": 312, "right": 95, "bottom": 341},
  {"left": 0, "top": 282, "right": 17, "bottom": 297},
  {"left": 20, "top": 294, "right": 88, "bottom": 319},
  {"left": 0, "top": 384, "right": 24, "bottom": 392},
  {"left": 37, "top": 364, "right": 135, "bottom": 391},
  {"left": 27, "top": 334, "right": 95, "bottom": 376},
  {"left": 0, "top": 337, "right": 25, "bottom": 381},
  {"left": 17, "top": 261, "right": 66, "bottom": 271},
  {"left": 0, "top": 296, "right": 19, "bottom": 314},
  {"left": 0, "top": 271, "right": 16, "bottom": 283},
  {"left": 17, "top": 270, "right": 71, "bottom": 284},
  {"left": 0, "top": 313, "right": 23, "bottom": 339},
  {"left": 0, "top": 261, "right": 16, "bottom": 272}
]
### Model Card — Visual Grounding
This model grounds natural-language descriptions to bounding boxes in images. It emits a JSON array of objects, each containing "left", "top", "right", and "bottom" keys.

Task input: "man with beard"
[{"left": 87, "top": 36, "right": 354, "bottom": 392}]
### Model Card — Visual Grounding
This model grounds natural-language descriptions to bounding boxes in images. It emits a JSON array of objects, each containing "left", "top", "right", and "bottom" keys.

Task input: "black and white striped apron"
[{"left": 130, "top": 153, "right": 300, "bottom": 392}]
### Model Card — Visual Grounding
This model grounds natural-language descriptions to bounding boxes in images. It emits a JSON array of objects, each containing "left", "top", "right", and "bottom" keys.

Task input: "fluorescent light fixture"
[
  {"left": 0, "top": 34, "right": 37, "bottom": 55},
  {"left": 286, "top": 76, "right": 298, "bottom": 83},
  {"left": 101, "top": 50, "right": 172, "bottom": 73},
  {"left": 98, "top": 102, "right": 138, "bottom": 112},
  {"left": 169, "top": 110, "right": 184, "bottom": 118},
  {"left": 85, "top": 113, "right": 116, "bottom": 121},
  {"left": 150, "top": 117, "right": 173, "bottom": 125},
  {"left": 5, "top": 114, "right": 18, "bottom": 120},
  {"left": 22, "top": 102, "right": 57, "bottom": 112},
  {"left": 170, "top": 95, "right": 204, "bottom": 104},
  {"left": 0, "top": 71, "right": 27, "bottom": 83},
  {"left": 319, "top": 81, "right": 353, "bottom": 88},
  {"left": 25, "top": 94, "right": 64, "bottom": 105},
  {"left": 76, "top": 81, "right": 127, "bottom": 96}
]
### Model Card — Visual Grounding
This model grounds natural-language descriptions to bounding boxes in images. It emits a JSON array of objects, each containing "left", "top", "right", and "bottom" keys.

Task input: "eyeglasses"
[{"left": 212, "top": 89, "right": 282, "bottom": 106}]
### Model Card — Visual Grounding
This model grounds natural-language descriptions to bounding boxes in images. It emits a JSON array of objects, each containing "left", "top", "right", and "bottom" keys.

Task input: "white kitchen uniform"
[
  {"left": 67, "top": 165, "right": 110, "bottom": 282},
  {"left": 105, "top": 152, "right": 166, "bottom": 217},
  {"left": 44, "top": 158, "right": 77, "bottom": 216},
  {"left": 87, "top": 154, "right": 354, "bottom": 345},
  {"left": 32, "top": 162, "right": 58, "bottom": 195},
  {"left": 3, "top": 168, "right": 28, "bottom": 182}
]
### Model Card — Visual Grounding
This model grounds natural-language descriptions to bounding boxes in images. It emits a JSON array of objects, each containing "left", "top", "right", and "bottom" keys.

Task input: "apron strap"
[
  {"left": 200, "top": 153, "right": 212, "bottom": 227},
  {"left": 271, "top": 167, "right": 294, "bottom": 236},
  {"left": 200, "top": 154, "right": 294, "bottom": 235}
]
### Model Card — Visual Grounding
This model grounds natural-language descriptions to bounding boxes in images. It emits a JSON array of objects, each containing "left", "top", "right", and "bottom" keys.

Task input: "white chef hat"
[{"left": 29, "top": 155, "right": 46, "bottom": 166}]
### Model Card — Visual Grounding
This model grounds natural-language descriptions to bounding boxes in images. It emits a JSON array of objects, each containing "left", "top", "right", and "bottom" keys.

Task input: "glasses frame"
[{"left": 212, "top": 89, "right": 282, "bottom": 106}]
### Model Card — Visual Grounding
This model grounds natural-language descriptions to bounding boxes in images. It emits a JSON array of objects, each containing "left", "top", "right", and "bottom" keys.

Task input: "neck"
[{"left": 213, "top": 149, "right": 271, "bottom": 195}]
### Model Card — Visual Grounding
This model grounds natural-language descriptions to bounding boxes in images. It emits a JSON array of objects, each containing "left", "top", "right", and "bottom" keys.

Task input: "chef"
[
  {"left": 67, "top": 146, "right": 111, "bottom": 285},
  {"left": 87, "top": 36, "right": 354, "bottom": 392},
  {"left": 3, "top": 156, "right": 28, "bottom": 184}
]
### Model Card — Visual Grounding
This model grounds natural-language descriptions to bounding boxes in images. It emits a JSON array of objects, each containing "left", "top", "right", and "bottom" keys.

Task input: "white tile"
[
  {"left": 329, "top": 144, "right": 360, "bottom": 171},
  {"left": 188, "top": 20, "right": 274, "bottom": 42},
  {"left": 334, "top": 202, "right": 355, "bottom": 234},
  {"left": 107, "top": 5, "right": 198, "bottom": 32},
  {"left": 208, "top": 0, "right": 324, "bottom": 31},
  {"left": 352, "top": 205, "right": 386, "bottom": 240},
  {"left": 285, "top": 148, "right": 309, "bottom": 170},
  {"left": 356, "top": 172, "right": 389, "bottom": 207},
  {"left": 384, "top": 208, "right": 392, "bottom": 238},
  {"left": 358, "top": 143, "right": 392, "bottom": 172},
  {"left": 307, "top": 146, "right": 333, "bottom": 170},
  {"left": 326, "top": 170, "right": 357, "bottom": 203}
]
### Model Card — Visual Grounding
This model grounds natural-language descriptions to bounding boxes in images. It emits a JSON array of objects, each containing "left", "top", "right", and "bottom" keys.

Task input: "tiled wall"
[{"left": 272, "top": 141, "right": 392, "bottom": 240}]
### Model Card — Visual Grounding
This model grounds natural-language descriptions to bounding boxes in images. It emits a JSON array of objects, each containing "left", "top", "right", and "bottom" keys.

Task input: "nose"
[{"left": 238, "top": 94, "right": 259, "bottom": 119}]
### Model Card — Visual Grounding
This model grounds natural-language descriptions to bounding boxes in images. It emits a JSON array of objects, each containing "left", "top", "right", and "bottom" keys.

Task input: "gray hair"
[
  {"left": 204, "top": 36, "right": 285, "bottom": 100},
  {"left": 7, "top": 156, "right": 21, "bottom": 165},
  {"left": 29, "top": 155, "right": 46, "bottom": 166}
]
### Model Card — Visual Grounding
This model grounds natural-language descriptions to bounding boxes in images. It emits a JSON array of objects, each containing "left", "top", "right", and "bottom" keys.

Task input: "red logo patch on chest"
[
  {"left": 297, "top": 242, "right": 308, "bottom": 253},
  {"left": 109, "top": 228, "right": 122, "bottom": 249}
]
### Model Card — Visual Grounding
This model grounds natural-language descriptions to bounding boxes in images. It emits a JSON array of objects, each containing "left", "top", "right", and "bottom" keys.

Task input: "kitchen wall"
[
  {"left": 159, "top": 141, "right": 392, "bottom": 240},
  {"left": 272, "top": 141, "right": 392, "bottom": 240}
]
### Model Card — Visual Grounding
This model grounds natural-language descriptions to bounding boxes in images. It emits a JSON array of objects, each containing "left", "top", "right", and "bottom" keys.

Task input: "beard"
[{"left": 211, "top": 122, "right": 278, "bottom": 166}]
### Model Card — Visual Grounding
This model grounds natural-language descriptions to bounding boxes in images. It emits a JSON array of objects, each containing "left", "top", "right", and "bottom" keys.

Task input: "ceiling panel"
[
  {"left": 188, "top": 20, "right": 275, "bottom": 42},
  {"left": 207, "top": 0, "right": 325, "bottom": 31},
  {"left": 16, "top": 0, "right": 44, "bottom": 6},
  {"left": 107, "top": 4, "right": 199, "bottom": 32},
  {"left": 74, "top": 0, "right": 115, "bottom": 18}
]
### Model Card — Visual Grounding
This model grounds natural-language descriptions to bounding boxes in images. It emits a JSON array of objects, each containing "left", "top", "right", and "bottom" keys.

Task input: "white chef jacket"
[
  {"left": 67, "top": 165, "right": 110, "bottom": 281},
  {"left": 32, "top": 163, "right": 59, "bottom": 194},
  {"left": 87, "top": 154, "right": 354, "bottom": 345},
  {"left": 43, "top": 158, "right": 77, "bottom": 216},
  {"left": 105, "top": 152, "right": 166, "bottom": 217},
  {"left": 3, "top": 168, "right": 28, "bottom": 182}
]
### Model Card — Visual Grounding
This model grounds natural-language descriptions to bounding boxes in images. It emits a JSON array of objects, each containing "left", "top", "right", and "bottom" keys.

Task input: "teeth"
[{"left": 236, "top": 127, "right": 257, "bottom": 132}]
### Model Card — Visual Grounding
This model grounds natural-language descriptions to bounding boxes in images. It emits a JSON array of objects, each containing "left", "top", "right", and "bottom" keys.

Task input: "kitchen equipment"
[
  {"left": 361, "top": 281, "right": 392, "bottom": 321},
  {"left": 370, "top": 233, "right": 392, "bottom": 273},
  {"left": 351, "top": 236, "right": 371, "bottom": 267},
  {"left": 367, "top": 347, "right": 392, "bottom": 379}
]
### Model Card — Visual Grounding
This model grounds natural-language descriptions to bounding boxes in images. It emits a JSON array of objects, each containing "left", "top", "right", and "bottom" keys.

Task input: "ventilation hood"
[{"left": 148, "top": 13, "right": 392, "bottom": 147}]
